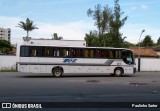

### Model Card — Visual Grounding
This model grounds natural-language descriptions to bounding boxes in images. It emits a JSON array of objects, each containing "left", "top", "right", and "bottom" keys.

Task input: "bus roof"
[{"left": 23, "top": 39, "right": 86, "bottom": 47}]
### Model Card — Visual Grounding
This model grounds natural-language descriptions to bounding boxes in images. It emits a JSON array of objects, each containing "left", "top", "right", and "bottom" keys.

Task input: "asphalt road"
[{"left": 0, "top": 72, "right": 160, "bottom": 111}]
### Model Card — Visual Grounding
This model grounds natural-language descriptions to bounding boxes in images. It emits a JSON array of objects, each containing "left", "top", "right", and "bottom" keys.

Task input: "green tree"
[
  {"left": 52, "top": 33, "right": 63, "bottom": 40},
  {"left": 0, "top": 40, "right": 11, "bottom": 48},
  {"left": 87, "top": 4, "right": 112, "bottom": 47},
  {"left": 84, "top": 31, "right": 99, "bottom": 47},
  {"left": 157, "top": 37, "right": 160, "bottom": 45},
  {"left": 17, "top": 18, "right": 38, "bottom": 37},
  {"left": 87, "top": 4, "right": 112, "bottom": 36},
  {"left": 141, "top": 35, "right": 154, "bottom": 47},
  {"left": 85, "top": 0, "right": 128, "bottom": 48},
  {"left": 109, "top": 0, "right": 128, "bottom": 47},
  {"left": 0, "top": 40, "right": 12, "bottom": 54}
]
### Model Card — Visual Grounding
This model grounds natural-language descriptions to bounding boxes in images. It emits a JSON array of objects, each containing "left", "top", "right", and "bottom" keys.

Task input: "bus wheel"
[
  {"left": 52, "top": 68, "right": 63, "bottom": 77},
  {"left": 114, "top": 68, "right": 123, "bottom": 77}
]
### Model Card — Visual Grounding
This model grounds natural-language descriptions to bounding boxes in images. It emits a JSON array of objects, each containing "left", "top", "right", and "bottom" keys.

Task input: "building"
[
  {"left": 153, "top": 46, "right": 160, "bottom": 57},
  {"left": 130, "top": 47, "right": 158, "bottom": 58},
  {"left": 0, "top": 28, "right": 11, "bottom": 42}
]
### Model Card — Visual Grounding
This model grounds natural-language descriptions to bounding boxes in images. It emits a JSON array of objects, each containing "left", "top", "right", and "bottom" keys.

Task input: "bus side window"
[
  {"left": 49, "top": 47, "right": 54, "bottom": 57},
  {"left": 84, "top": 49, "right": 95, "bottom": 58},
  {"left": 76, "top": 49, "right": 82, "bottom": 58},
  {"left": 102, "top": 50, "right": 105, "bottom": 58},
  {"left": 61, "top": 48, "right": 69, "bottom": 57},
  {"left": 69, "top": 48, "right": 76, "bottom": 58},
  {"left": 42, "top": 47, "right": 46, "bottom": 56},
  {"left": 90, "top": 49, "right": 95, "bottom": 58},
  {"left": 66, "top": 50, "right": 69, "bottom": 57},
  {"left": 115, "top": 50, "right": 121, "bottom": 59},
  {"left": 31, "top": 48, "right": 38, "bottom": 57},
  {"left": 97, "top": 49, "right": 101, "bottom": 58},
  {"left": 106, "top": 50, "right": 110, "bottom": 58},
  {"left": 101, "top": 50, "right": 109, "bottom": 58},
  {"left": 53, "top": 48, "right": 60, "bottom": 57},
  {"left": 20, "top": 46, "right": 29, "bottom": 57},
  {"left": 53, "top": 48, "right": 56, "bottom": 57},
  {"left": 69, "top": 48, "right": 74, "bottom": 58},
  {"left": 56, "top": 49, "right": 60, "bottom": 57},
  {"left": 84, "top": 49, "right": 89, "bottom": 58},
  {"left": 110, "top": 50, "right": 113, "bottom": 59},
  {"left": 110, "top": 50, "right": 121, "bottom": 59}
]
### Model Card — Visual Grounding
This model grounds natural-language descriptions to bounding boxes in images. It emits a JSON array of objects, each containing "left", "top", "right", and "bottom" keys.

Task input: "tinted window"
[
  {"left": 30, "top": 47, "right": 39, "bottom": 57},
  {"left": 96, "top": 49, "right": 121, "bottom": 59},
  {"left": 69, "top": 48, "right": 83, "bottom": 58},
  {"left": 53, "top": 48, "right": 60, "bottom": 57},
  {"left": 20, "top": 46, "right": 29, "bottom": 57},
  {"left": 102, "top": 49, "right": 110, "bottom": 58},
  {"left": 84, "top": 49, "right": 95, "bottom": 58},
  {"left": 110, "top": 50, "right": 121, "bottom": 59},
  {"left": 42, "top": 47, "right": 53, "bottom": 57},
  {"left": 96, "top": 49, "right": 102, "bottom": 58},
  {"left": 76, "top": 49, "right": 83, "bottom": 58},
  {"left": 96, "top": 49, "right": 110, "bottom": 58},
  {"left": 60, "top": 48, "right": 69, "bottom": 57},
  {"left": 115, "top": 50, "right": 121, "bottom": 59}
]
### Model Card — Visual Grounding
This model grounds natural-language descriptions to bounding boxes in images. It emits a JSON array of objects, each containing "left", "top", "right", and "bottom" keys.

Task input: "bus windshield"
[{"left": 122, "top": 50, "right": 135, "bottom": 65}]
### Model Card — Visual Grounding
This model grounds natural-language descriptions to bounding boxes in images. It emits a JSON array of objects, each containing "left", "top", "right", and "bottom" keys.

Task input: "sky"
[{"left": 0, "top": 0, "right": 160, "bottom": 44}]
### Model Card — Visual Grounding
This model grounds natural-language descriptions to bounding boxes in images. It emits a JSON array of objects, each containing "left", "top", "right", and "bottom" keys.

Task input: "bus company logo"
[{"left": 63, "top": 58, "right": 77, "bottom": 63}]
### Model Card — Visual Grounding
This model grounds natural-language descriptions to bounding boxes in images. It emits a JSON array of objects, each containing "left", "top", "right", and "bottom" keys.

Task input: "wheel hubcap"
[
  {"left": 55, "top": 70, "right": 61, "bottom": 76},
  {"left": 116, "top": 70, "right": 121, "bottom": 75}
]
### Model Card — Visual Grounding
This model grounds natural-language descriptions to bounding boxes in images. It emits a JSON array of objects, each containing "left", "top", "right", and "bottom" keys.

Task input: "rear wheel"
[
  {"left": 114, "top": 68, "right": 123, "bottom": 77},
  {"left": 52, "top": 68, "right": 63, "bottom": 77}
]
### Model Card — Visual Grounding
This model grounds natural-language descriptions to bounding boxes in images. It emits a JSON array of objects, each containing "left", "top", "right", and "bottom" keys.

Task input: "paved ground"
[{"left": 0, "top": 72, "right": 160, "bottom": 111}]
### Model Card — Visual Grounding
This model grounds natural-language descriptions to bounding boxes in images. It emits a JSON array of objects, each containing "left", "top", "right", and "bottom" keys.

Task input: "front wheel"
[
  {"left": 114, "top": 68, "right": 123, "bottom": 77},
  {"left": 52, "top": 68, "right": 63, "bottom": 77}
]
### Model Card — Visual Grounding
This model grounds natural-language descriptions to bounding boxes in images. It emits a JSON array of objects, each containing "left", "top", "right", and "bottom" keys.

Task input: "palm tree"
[{"left": 17, "top": 18, "right": 38, "bottom": 38}]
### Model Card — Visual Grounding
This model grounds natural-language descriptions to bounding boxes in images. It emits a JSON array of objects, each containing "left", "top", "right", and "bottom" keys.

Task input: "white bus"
[{"left": 16, "top": 44, "right": 136, "bottom": 77}]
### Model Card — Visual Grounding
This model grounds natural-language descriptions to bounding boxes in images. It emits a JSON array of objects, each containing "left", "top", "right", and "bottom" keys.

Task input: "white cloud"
[
  {"left": 121, "top": 24, "right": 160, "bottom": 44},
  {"left": 0, "top": 16, "right": 22, "bottom": 28},
  {"left": 0, "top": 16, "right": 94, "bottom": 44},
  {"left": 32, "top": 21, "right": 94, "bottom": 40},
  {"left": 141, "top": 5, "right": 148, "bottom": 10},
  {"left": 34, "top": 21, "right": 91, "bottom": 39},
  {"left": 131, "top": 6, "right": 137, "bottom": 10}
]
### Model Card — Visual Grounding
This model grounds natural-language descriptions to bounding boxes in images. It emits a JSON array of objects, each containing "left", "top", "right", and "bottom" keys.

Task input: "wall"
[
  {"left": 138, "top": 58, "right": 160, "bottom": 71},
  {"left": 0, "top": 55, "right": 16, "bottom": 70},
  {"left": 135, "top": 58, "right": 139, "bottom": 71}
]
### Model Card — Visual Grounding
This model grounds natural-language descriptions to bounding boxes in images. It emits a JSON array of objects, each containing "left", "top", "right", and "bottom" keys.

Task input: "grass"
[
  {"left": 0, "top": 69, "right": 17, "bottom": 72},
  {"left": 0, "top": 68, "right": 17, "bottom": 72}
]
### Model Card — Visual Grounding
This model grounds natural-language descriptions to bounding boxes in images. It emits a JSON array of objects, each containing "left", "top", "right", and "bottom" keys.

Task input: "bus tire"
[
  {"left": 52, "top": 67, "right": 63, "bottom": 77},
  {"left": 114, "top": 68, "right": 123, "bottom": 77}
]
